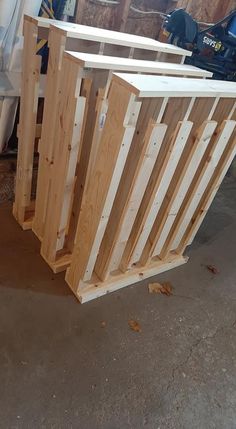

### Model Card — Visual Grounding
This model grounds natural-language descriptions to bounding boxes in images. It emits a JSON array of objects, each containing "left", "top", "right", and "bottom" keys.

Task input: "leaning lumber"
[
  {"left": 13, "top": 14, "right": 192, "bottom": 230},
  {"left": 36, "top": 51, "right": 212, "bottom": 273},
  {"left": 64, "top": 73, "right": 236, "bottom": 303}
]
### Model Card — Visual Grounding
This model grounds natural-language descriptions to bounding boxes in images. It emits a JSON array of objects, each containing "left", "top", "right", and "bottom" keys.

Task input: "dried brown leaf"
[
  {"left": 128, "top": 319, "right": 141, "bottom": 332},
  {"left": 206, "top": 264, "right": 219, "bottom": 275},
  {"left": 148, "top": 281, "right": 173, "bottom": 296}
]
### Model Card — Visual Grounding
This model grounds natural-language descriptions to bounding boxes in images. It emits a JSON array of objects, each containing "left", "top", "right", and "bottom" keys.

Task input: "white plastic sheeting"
[{"left": 0, "top": 0, "right": 41, "bottom": 152}]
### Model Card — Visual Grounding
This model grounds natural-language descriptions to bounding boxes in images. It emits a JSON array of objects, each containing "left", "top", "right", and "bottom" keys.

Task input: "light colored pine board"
[
  {"left": 119, "top": 97, "right": 193, "bottom": 272},
  {"left": 154, "top": 120, "right": 217, "bottom": 256},
  {"left": 121, "top": 97, "right": 216, "bottom": 270},
  {"left": 69, "top": 254, "right": 188, "bottom": 303},
  {"left": 82, "top": 101, "right": 141, "bottom": 283},
  {"left": 40, "top": 59, "right": 84, "bottom": 263},
  {"left": 65, "top": 70, "right": 110, "bottom": 253},
  {"left": 13, "top": 18, "right": 41, "bottom": 226},
  {"left": 177, "top": 127, "right": 236, "bottom": 254},
  {"left": 98, "top": 123, "right": 167, "bottom": 277},
  {"left": 65, "top": 82, "right": 139, "bottom": 293},
  {"left": 140, "top": 98, "right": 217, "bottom": 264},
  {"left": 172, "top": 120, "right": 235, "bottom": 249},
  {"left": 168, "top": 100, "right": 236, "bottom": 251},
  {"left": 33, "top": 27, "right": 67, "bottom": 240},
  {"left": 94, "top": 97, "right": 167, "bottom": 281},
  {"left": 131, "top": 120, "right": 193, "bottom": 266}
]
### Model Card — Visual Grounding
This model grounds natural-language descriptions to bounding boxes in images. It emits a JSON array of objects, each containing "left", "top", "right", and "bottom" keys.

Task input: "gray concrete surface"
[{"left": 0, "top": 176, "right": 236, "bottom": 429}]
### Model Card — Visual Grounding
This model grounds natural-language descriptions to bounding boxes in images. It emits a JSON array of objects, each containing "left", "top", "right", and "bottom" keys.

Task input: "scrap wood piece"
[{"left": 148, "top": 281, "right": 173, "bottom": 296}]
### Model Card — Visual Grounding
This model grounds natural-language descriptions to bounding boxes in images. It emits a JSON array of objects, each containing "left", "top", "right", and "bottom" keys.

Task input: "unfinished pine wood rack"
[
  {"left": 28, "top": 51, "right": 211, "bottom": 274},
  {"left": 13, "top": 14, "right": 192, "bottom": 230},
  {"left": 59, "top": 73, "right": 236, "bottom": 303}
]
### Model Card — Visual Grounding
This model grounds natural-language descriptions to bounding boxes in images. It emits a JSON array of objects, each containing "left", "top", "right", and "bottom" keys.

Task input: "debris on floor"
[{"left": 148, "top": 281, "right": 173, "bottom": 296}]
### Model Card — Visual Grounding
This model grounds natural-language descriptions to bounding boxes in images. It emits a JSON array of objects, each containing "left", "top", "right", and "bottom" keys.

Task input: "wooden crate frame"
[
  {"left": 31, "top": 51, "right": 212, "bottom": 273},
  {"left": 13, "top": 14, "right": 191, "bottom": 230},
  {"left": 62, "top": 73, "right": 236, "bottom": 303}
]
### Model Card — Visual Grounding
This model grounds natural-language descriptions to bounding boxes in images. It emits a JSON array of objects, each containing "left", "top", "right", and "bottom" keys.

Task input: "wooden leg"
[
  {"left": 33, "top": 28, "right": 66, "bottom": 240},
  {"left": 65, "top": 81, "right": 141, "bottom": 294},
  {"left": 13, "top": 18, "right": 41, "bottom": 228},
  {"left": 40, "top": 59, "right": 84, "bottom": 269}
]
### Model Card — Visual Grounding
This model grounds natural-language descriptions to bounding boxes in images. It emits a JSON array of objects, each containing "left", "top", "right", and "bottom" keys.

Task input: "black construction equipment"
[{"left": 162, "top": 8, "right": 236, "bottom": 81}]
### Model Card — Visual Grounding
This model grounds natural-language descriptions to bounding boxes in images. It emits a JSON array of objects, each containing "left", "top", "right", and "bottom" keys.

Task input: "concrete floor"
[{"left": 0, "top": 176, "right": 236, "bottom": 429}]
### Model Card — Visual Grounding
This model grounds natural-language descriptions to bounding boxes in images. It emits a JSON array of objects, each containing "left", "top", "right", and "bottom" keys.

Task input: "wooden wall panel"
[{"left": 176, "top": 0, "right": 236, "bottom": 23}]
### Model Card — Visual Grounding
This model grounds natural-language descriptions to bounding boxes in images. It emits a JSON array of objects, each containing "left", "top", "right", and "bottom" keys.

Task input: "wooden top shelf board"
[
  {"left": 25, "top": 14, "right": 192, "bottom": 57},
  {"left": 113, "top": 73, "right": 236, "bottom": 98},
  {"left": 65, "top": 52, "right": 212, "bottom": 77}
]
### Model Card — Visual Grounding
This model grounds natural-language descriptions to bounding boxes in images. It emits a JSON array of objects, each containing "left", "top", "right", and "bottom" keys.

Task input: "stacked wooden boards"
[
  {"left": 34, "top": 52, "right": 211, "bottom": 274},
  {"left": 13, "top": 15, "right": 236, "bottom": 303},
  {"left": 63, "top": 74, "right": 236, "bottom": 302},
  {"left": 13, "top": 15, "right": 191, "bottom": 230}
]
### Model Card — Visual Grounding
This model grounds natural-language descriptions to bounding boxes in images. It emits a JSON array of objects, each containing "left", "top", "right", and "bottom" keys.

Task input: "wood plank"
[
  {"left": 13, "top": 18, "right": 41, "bottom": 226},
  {"left": 72, "top": 254, "right": 188, "bottom": 303},
  {"left": 96, "top": 123, "right": 167, "bottom": 278},
  {"left": 33, "top": 27, "right": 67, "bottom": 239},
  {"left": 163, "top": 119, "right": 235, "bottom": 256},
  {"left": 177, "top": 127, "right": 236, "bottom": 254},
  {"left": 154, "top": 120, "right": 218, "bottom": 257},
  {"left": 40, "top": 59, "right": 85, "bottom": 264},
  {"left": 94, "top": 98, "right": 167, "bottom": 281},
  {"left": 65, "top": 81, "right": 139, "bottom": 293},
  {"left": 49, "top": 22, "right": 191, "bottom": 56},
  {"left": 164, "top": 99, "right": 236, "bottom": 253},
  {"left": 119, "top": 97, "right": 193, "bottom": 272},
  {"left": 65, "top": 52, "right": 212, "bottom": 77},
  {"left": 66, "top": 70, "right": 110, "bottom": 252},
  {"left": 139, "top": 98, "right": 217, "bottom": 265},
  {"left": 135, "top": 120, "right": 194, "bottom": 266},
  {"left": 26, "top": 14, "right": 191, "bottom": 57}
]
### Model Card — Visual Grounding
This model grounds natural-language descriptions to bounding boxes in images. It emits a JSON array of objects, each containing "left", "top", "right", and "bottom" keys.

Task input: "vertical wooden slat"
[
  {"left": 33, "top": 27, "right": 67, "bottom": 240},
  {"left": 65, "top": 81, "right": 140, "bottom": 294},
  {"left": 96, "top": 123, "right": 167, "bottom": 278},
  {"left": 13, "top": 18, "right": 41, "bottom": 227},
  {"left": 94, "top": 97, "right": 167, "bottom": 281},
  {"left": 66, "top": 70, "right": 110, "bottom": 252},
  {"left": 40, "top": 59, "right": 84, "bottom": 264},
  {"left": 177, "top": 127, "right": 236, "bottom": 255},
  {"left": 154, "top": 120, "right": 218, "bottom": 257},
  {"left": 95, "top": 99, "right": 163, "bottom": 278},
  {"left": 162, "top": 119, "right": 235, "bottom": 256},
  {"left": 162, "top": 99, "right": 236, "bottom": 255},
  {"left": 119, "top": 97, "right": 193, "bottom": 272},
  {"left": 139, "top": 98, "right": 217, "bottom": 265}
]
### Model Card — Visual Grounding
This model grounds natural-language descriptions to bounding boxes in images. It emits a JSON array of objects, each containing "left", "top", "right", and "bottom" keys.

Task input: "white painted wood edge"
[
  {"left": 65, "top": 52, "right": 212, "bottom": 77},
  {"left": 25, "top": 15, "right": 192, "bottom": 56},
  {"left": 113, "top": 73, "right": 236, "bottom": 98}
]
